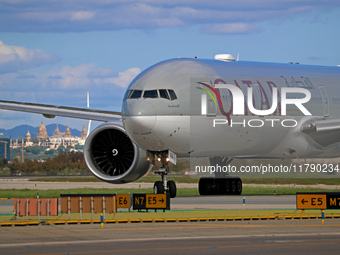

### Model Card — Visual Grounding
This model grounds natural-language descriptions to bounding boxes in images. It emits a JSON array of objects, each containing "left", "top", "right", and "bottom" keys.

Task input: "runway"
[
  {"left": 0, "top": 220, "right": 340, "bottom": 254},
  {"left": 1, "top": 178, "right": 339, "bottom": 190}
]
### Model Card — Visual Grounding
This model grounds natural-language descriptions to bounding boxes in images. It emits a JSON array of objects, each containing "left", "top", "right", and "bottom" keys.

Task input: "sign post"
[{"left": 296, "top": 192, "right": 340, "bottom": 224}]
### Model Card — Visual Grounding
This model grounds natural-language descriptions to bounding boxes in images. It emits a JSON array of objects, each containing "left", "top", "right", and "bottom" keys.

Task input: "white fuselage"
[{"left": 122, "top": 58, "right": 340, "bottom": 159}]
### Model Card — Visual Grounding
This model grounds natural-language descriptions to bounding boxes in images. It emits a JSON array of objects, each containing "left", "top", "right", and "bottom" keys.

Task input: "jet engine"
[{"left": 83, "top": 122, "right": 150, "bottom": 184}]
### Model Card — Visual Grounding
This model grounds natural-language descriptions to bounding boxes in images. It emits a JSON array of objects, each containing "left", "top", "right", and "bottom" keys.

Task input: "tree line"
[{"left": 7, "top": 151, "right": 89, "bottom": 175}]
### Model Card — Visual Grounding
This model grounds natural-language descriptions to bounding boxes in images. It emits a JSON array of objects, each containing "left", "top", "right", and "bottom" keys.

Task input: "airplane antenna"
[
  {"left": 87, "top": 91, "right": 92, "bottom": 137},
  {"left": 237, "top": 53, "right": 240, "bottom": 61}
]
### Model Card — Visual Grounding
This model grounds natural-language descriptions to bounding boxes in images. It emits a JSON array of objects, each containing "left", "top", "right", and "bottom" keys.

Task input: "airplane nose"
[
  {"left": 122, "top": 100, "right": 156, "bottom": 134},
  {"left": 122, "top": 100, "right": 156, "bottom": 117}
]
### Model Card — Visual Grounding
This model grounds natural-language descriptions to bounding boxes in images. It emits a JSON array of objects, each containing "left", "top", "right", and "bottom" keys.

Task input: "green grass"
[{"left": 1, "top": 186, "right": 339, "bottom": 199}]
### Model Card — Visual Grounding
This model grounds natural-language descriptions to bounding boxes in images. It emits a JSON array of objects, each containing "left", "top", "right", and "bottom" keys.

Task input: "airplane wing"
[
  {"left": 0, "top": 100, "right": 121, "bottom": 122},
  {"left": 302, "top": 118, "right": 340, "bottom": 147}
]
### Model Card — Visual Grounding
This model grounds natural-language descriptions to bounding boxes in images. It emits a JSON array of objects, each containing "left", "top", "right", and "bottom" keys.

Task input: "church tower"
[
  {"left": 36, "top": 121, "right": 49, "bottom": 139},
  {"left": 64, "top": 124, "right": 71, "bottom": 138},
  {"left": 54, "top": 124, "right": 60, "bottom": 136},
  {"left": 26, "top": 130, "right": 31, "bottom": 141},
  {"left": 81, "top": 124, "right": 87, "bottom": 139}
]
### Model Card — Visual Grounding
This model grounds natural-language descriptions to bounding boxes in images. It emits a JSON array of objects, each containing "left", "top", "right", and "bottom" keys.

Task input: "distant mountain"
[{"left": 0, "top": 124, "right": 82, "bottom": 139}]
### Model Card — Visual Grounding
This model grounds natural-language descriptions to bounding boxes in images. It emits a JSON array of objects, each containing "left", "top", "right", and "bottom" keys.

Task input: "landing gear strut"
[
  {"left": 198, "top": 157, "right": 243, "bottom": 195},
  {"left": 150, "top": 151, "right": 177, "bottom": 198}
]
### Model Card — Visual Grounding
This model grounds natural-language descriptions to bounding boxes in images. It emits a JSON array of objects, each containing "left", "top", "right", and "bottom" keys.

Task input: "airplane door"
[{"left": 318, "top": 85, "right": 329, "bottom": 117}]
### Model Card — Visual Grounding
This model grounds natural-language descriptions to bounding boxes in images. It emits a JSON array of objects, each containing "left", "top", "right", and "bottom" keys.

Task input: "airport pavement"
[
  {"left": 1, "top": 178, "right": 339, "bottom": 190},
  {"left": 0, "top": 220, "right": 340, "bottom": 254}
]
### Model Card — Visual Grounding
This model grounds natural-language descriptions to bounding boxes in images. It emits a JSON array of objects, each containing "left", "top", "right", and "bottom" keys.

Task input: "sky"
[{"left": 0, "top": 0, "right": 340, "bottom": 132}]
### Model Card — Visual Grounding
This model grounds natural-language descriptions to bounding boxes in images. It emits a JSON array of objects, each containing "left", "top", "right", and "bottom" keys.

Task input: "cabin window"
[{"left": 143, "top": 90, "right": 159, "bottom": 98}]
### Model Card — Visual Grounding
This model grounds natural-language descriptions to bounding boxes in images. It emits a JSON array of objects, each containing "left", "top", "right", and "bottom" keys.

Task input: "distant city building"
[
  {"left": 10, "top": 121, "right": 87, "bottom": 150},
  {"left": 64, "top": 124, "right": 71, "bottom": 139},
  {"left": 36, "top": 121, "right": 49, "bottom": 139},
  {"left": 81, "top": 124, "right": 87, "bottom": 139},
  {"left": 25, "top": 130, "right": 33, "bottom": 146},
  {"left": 53, "top": 124, "right": 61, "bottom": 137},
  {"left": 26, "top": 130, "right": 31, "bottom": 140}
]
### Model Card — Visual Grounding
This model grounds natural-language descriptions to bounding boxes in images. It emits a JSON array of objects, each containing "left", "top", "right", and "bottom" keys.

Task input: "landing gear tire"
[
  {"left": 236, "top": 179, "right": 242, "bottom": 195},
  {"left": 167, "top": 180, "right": 177, "bottom": 198},
  {"left": 225, "top": 179, "right": 230, "bottom": 194},
  {"left": 198, "top": 178, "right": 209, "bottom": 195},
  {"left": 199, "top": 177, "right": 242, "bottom": 195},
  {"left": 154, "top": 181, "right": 164, "bottom": 194},
  {"left": 231, "top": 180, "right": 236, "bottom": 194}
]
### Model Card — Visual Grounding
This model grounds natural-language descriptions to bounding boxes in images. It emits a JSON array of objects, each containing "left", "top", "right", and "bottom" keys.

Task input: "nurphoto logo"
[{"left": 198, "top": 81, "right": 311, "bottom": 128}]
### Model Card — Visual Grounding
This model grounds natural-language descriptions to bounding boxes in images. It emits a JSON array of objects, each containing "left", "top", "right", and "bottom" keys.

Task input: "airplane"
[{"left": 1, "top": 53, "right": 340, "bottom": 198}]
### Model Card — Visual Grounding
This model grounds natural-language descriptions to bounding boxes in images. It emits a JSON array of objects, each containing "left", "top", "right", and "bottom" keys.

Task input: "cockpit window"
[
  {"left": 130, "top": 90, "right": 143, "bottom": 99},
  {"left": 143, "top": 90, "right": 159, "bottom": 98},
  {"left": 123, "top": 89, "right": 133, "bottom": 101},
  {"left": 124, "top": 89, "right": 176, "bottom": 100},
  {"left": 168, "top": 89, "right": 177, "bottom": 100},
  {"left": 159, "top": 89, "right": 170, "bottom": 100}
]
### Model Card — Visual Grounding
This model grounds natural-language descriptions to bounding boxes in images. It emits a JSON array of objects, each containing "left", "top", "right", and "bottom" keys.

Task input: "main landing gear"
[
  {"left": 149, "top": 151, "right": 177, "bottom": 198},
  {"left": 198, "top": 157, "right": 243, "bottom": 195}
]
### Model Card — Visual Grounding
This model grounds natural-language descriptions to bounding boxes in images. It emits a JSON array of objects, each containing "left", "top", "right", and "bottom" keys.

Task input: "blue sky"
[{"left": 0, "top": 0, "right": 340, "bottom": 131}]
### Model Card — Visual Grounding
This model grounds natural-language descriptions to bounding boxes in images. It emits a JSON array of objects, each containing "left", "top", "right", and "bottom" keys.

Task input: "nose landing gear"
[{"left": 150, "top": 151, "right": 177, "bottom": 198}]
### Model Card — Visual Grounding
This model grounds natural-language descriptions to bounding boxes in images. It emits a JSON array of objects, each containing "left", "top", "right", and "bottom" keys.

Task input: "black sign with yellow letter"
[{"left": 133, "top": 194, "right": 170, "bottom": 210}]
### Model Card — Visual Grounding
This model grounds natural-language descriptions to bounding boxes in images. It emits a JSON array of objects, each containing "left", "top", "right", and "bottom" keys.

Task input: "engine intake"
[{"left": 84, "top": 122, "right": 150, "bottom": 184}]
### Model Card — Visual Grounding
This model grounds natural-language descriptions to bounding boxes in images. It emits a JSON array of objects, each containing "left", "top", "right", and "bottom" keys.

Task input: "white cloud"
[
  {"left": 203, "top": 23, "right": 260, "bottom": 34},
  {"left": 88, "top": 68, "right": 117, "bottom": 78},
  {"left": 98, "top": 67, "right": 141, "bottom": 88},
  {"left": 43, "top": 64, "right": 140, "bottom": 89},
  {"left": 71, "top": 11, "right": 96, "bottom": 21},
  {"left": 0, "top": 62, "right": 139, "bottom": 107},
  {"left": 0, "top": 1, "right": 338, "bottom": 33},
  {"left": 0, "top": 40, "right": 58, "bottom": 73}
]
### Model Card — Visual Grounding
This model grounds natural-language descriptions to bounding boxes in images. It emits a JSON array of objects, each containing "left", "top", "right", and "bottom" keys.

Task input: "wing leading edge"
[{"left": 0, "top": 100, "right": 121, "bottom": 122}]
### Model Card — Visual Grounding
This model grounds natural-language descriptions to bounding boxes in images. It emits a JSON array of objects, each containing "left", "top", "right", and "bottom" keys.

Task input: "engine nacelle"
[{"left": 83, "top": 122, "right": 150, "bottom": 184}]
